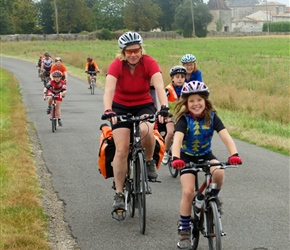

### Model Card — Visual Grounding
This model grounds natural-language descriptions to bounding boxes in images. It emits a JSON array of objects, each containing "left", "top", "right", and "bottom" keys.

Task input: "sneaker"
[
  {"left": 46, "top": 106, "right": 51, "bottom": 114},
  {"left": 146, "top": 159, "right": 158, "bottom": 180},
  {"left": 162, "top": 151, "right": 170, "bottom": 164},
  {"left": 112, "top": 192, "right": 125, "bottom": 211},
  {"left": 58, "top": 119, "right": 63, "bottom": 126},
  {"left": 177, "top": 229, "right": 191, "bottom": 249}
]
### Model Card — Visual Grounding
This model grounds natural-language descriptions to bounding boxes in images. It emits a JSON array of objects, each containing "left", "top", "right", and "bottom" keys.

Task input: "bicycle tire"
[
  {"left": 91, "top": 79, "right": 95, "bottom": 95},
  {"left": 206, "top": 200, "right": 222, "bottom": 250},
  {"left": 190, "top": 216, "right": 200, "bottom": 250},
  {"left": 51, "top": 105, "right": 56, "bottom": 133},
  {"left": 168, "top": 159, "right": 179, "bottom": 178},
  {"left": 127, "top": 177, "right": 135, "bottom": 218},
  {"left": 136, "top": 151, "right": 146, "bottom": 234}
]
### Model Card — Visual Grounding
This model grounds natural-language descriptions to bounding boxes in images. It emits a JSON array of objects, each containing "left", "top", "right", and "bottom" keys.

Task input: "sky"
[{"left": 203, "top": 0, "right": 289, "bottom": 7}]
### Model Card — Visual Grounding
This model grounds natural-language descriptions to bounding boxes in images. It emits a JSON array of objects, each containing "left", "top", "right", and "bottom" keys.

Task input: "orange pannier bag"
[
  {"left": 98, "top": 124, "right": 115, "bottom": 179},
  {"left": 153, "top": 129, "right": 165, "bottom": 169},
  {"left": 98, "top": 125, "right": 165, "bottom": 179}
]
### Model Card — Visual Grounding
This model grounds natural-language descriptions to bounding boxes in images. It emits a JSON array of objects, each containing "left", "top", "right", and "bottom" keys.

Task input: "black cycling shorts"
[{"left": 112, "top": 102, "right": 156, "bottom": 130}]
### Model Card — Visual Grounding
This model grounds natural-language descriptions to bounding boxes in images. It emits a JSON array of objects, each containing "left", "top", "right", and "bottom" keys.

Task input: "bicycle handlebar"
[
  {"left": 87, "top": 71, "right": 97, "bottom": 74},
  {"left": 184, "top": 161, "right": 240, "bottom": 173},
  {"left": 101, "top": 113, "right": 157, "bottom": 123}
]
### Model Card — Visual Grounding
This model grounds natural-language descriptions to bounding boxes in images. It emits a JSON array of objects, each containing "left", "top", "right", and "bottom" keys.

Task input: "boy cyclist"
[
  {"left": 85, "top": 57, "right": 100, "bottom": 89},
  {"left": 43, "top": 70, "right": 67, "bottom": 126},
  {"left": 161, "top": 65, "right": 187, "bottom": 164}
]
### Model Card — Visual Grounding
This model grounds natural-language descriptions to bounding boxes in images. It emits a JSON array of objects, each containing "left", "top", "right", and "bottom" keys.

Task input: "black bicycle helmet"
[
  {"left": 52, "top": 70, "right": 62, "bottom": 77},
  {"left": 169, "top": 65, "right": 187, "bottom": 77}
]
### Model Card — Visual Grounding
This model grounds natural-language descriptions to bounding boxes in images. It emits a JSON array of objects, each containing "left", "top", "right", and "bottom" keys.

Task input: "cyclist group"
[
  {"left": 38, "top": 52, "right": 68, "bottom": 126},
  {"left": 38, "top": 31, "right": 242, "bottom": 249},
  {"left": 102, "top": 32, "right": 242, "bottom": 249}
]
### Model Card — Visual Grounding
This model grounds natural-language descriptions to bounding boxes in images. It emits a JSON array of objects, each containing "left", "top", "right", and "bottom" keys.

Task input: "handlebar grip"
[{"left": 101, "top": 114, "right": 107, "bottom": 120}]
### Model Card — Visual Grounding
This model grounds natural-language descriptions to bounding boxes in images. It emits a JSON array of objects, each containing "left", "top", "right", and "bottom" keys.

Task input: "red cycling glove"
[
  {"left": 228, "top": 153, "right": 242, "bottom": 165},
  {"left": 171, "top": 157, "right": 186, "bottom": 169},
  {"left": 104, "top": 109, "right": 116, "bottom": 119}
]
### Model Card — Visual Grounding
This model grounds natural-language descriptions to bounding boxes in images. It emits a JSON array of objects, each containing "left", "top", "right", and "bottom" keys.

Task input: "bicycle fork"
[{"left": 202, "top": 200, "right": 226, "bottom": 238}]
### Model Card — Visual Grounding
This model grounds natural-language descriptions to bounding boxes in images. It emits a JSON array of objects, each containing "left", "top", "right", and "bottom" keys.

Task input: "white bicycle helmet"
[
  {"left": 169, "top": 65, "right": 187, "bottom": 76},
  {"left": 118, "top": 32, "right": 143, "bottom": 49},
  {"left": 181, "top": 81, "right": 210, "bottom": 96},
  {"left": 181, "top": 54, "right": 196, "bottom": 63}
]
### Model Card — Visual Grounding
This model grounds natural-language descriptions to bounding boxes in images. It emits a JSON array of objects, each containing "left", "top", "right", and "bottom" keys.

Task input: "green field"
[{"left": 2, "top": 36, "right": 290, "bottom": 154}]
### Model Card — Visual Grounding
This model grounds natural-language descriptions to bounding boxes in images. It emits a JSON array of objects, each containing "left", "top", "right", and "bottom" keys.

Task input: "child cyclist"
[
  {"left": 43, "top": 70, "right": 67, "bottom": 126},
  {"left": 170, "top": 81, "right": 242, "bottom": 249},
  {"left": 181, "top": 54, "right": 202, "bottom": 83},
  {"left": 85, "top": 57, "right": 100, "bottom": 89},
  {"left": 161, "top": 65, "right": 187, "bottom": 164}
]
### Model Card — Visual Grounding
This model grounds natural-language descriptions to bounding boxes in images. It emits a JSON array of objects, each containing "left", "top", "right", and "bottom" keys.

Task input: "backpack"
[
  {"left": 153, "top": 129, "right": 165, "bottom": 169},
  {"left": 98, "top": 124, "right": 115, "bottom": 179}
]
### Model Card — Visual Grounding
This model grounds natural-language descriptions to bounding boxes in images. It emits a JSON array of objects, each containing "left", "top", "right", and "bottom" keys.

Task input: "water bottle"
[{"left": 194, "top": 193, "right": 204, "bottom": 217}]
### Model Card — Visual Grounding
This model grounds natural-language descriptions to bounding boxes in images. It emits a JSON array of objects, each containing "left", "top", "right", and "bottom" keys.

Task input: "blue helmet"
[{"left": 181, "top": 54, "right": 196, "bottom": 63}]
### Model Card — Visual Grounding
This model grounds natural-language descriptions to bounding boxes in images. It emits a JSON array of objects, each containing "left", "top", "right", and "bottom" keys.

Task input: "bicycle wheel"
[
  {"left": 51, "top": 105, "right": 56, "bottom": 133},
  {"left": 91, "top": 79, "right": 95, "bottom": 95},
  {"left": 126, "top": 177, "right": 135, "bottom": 218},
  {"left": 190, "top": 216, "right": 200, "bottom": 250},
  {"left": 168, "top": 159, "right": 179, "bottom": 178},
  {"left": 206, "top": 200, "right": 222, "bottom": 250},
  {"left": 136, "top": 151, "right": 146, "bottom": 234}
]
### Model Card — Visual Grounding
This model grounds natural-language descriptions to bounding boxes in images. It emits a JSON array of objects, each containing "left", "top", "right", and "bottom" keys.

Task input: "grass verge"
[{"left": 0, "top": 68, "right": 50, "bottom": 249}]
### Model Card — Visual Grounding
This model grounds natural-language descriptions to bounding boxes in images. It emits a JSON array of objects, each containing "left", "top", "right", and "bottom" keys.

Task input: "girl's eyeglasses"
[{"left": 124, "top": 48, "right": 141, "bottom": 55}]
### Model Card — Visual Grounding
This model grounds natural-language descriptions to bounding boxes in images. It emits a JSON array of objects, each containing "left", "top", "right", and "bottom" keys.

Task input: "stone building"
[{"left": 207, "top": 0, "right": 232, "bottom": 32}]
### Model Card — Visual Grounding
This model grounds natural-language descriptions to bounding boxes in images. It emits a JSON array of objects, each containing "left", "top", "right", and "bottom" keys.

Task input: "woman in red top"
[
  {"left": 50, "top": 57, "right": 68, "bottom": 82},
  {"left": 44, "top": 70, "right": 67, "bottom": 126},
  {"left": 103, "top": 31, "right": 169, "bottom": 211}
]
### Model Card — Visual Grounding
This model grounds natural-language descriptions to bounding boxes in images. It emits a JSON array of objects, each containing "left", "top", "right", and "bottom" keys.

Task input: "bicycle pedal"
[{"left": 111, "top": 209, "right": 126, "bottom": 221}]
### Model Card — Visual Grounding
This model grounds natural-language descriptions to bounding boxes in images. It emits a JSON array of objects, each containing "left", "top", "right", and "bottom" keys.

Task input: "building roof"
[
  {"left": 229, "top": 0, "right": 262, "bottom": 7},
  {"left": 208, "top": 0, "right": 231, "bottom": 10}
]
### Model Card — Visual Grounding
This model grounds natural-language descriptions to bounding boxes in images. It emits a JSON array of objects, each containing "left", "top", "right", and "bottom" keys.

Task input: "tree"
[
  {"left": 54, "top": 0, "right": 94, "bottom": 33},
  {"left": 92, "top": 0, "right": 125, "bottom": 30},
  {"left": 155, "top": 0, "right": 183, "bottom": 31},
  {"left": 0, "top": 7, "right": 14, "bottom": 34},
  {"left": 123, "top": 0, "right": 161, "bottom": 31},
  {"left": 37, "top": 0, "right": 54, "bottom": 34},
  {"left": 173, "top": 0, "right": 212, "bottom": 37},
  {"left": 2, "top": 0, "right": 38, "bottom": 34},
  {"left": 194, "top": 3, "right": 213, "bottom": 37}
]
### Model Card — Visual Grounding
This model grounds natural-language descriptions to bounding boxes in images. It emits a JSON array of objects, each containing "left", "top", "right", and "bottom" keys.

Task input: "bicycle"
[
  {"left": 101, "top": 113, "right": 156, "bottom": 234},
  {"left": 42, "top": 71, "right": 50, "bottom": 87},
  {"left": 44, "top": 93, "right": 61, "bottom": 133},
  {"left": 181, "top": 160, "right": 240, "bottom": 250},
  {"left": 88, "top": 71, "right": 96, "bottom": 95},
  {"left": 155, "top": 120, "right": 179, "bottom": 178}
]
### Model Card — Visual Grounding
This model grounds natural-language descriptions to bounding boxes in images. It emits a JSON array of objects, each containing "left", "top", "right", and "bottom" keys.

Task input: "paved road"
[{"left": 2, "top": 57, "right": 289, "bottom": 250}]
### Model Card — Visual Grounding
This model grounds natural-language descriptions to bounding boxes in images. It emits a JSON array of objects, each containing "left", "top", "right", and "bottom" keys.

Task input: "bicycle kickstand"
[{"left": 111, "top": 209, "right": 126, "bottom": 221}]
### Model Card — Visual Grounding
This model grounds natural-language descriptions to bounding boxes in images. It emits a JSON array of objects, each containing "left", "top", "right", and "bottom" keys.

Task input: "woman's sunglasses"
[{"left": 124, "top": 48, "right": 141, "bottom": 55}]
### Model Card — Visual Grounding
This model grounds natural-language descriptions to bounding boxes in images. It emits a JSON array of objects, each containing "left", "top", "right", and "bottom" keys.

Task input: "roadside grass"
[
  {"left": 2, "top": 36, "right": 289, "bottom": 156},
  {"left": 0, "top": 69, "right": 50, "bottom": 249}
]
